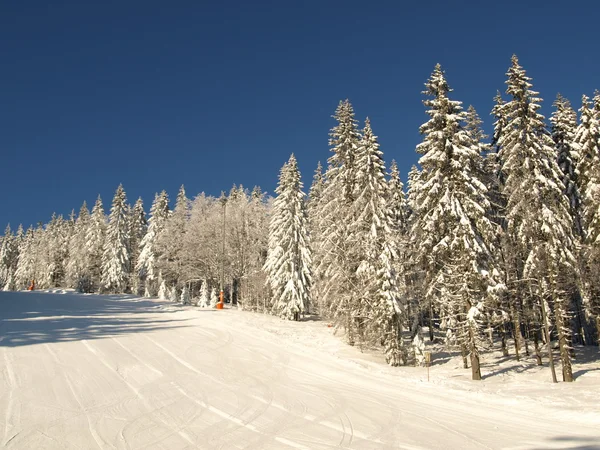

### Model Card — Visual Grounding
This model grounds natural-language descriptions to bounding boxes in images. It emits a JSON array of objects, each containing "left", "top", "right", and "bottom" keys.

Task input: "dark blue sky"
[{"left": 1, "top": 0, "right": 599, "bottom": 229}]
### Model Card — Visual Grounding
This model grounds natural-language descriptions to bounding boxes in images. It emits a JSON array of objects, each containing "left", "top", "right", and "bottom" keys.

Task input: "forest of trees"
[{"left": 1, "top": 56, "right": 599, "bottom": 381}]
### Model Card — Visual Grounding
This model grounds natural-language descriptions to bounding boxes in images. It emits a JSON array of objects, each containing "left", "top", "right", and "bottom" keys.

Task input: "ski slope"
[{"left": 1, "top": 291, "right": 599, "bottom": 449}]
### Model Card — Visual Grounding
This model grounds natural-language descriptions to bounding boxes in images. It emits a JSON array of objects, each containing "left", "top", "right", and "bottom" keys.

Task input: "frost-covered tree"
[
  {"left": 101, "top": 184, "right": 131, "bottom": 293},
  {"left": 496, "top": 56, "right": 576, "bottom": 381},
  {"left": 65, "top": 202, "right": 92, "bottom": 291},
  {"left": 14, "top": 226, "right": 36, "bottom": 288},
  {"left": 158, "top": 279, "right": 167, "bottom": 300},
  {"left": 180, "top": 284, "right": 190, "bottom": 304},
  {"left": 137, "top": 191, "right": 170, "bottom": 296},
  {"left": 198, "top": 280, "right": 209, "bottom": 307},
  {"left": 351, "top": 119, "right": 405, "bottom": 365},
  {"left": 85, "top": 196, "right": 106, "bottom": 292},
  {"left": 551, "top": 94, "right": 581, "bottom": 235},
  {"left": 39, "top": 214, "right": 70, "bottom": 288},
  {"left": 313, "top": 100, "right": 361, "bottom": 326},
  {"left": 574, "top": 94, "right": 600, "bottom": 345},
  {"left": 0, "top": 224, "right": 18, "bottom": 290},
  {"left": 157, "top": 185, "right": 188, "bottom": 290},
  {"left": 264, "top": 154, "right": 312, "bottom": 320},
  {"left": 210, "top": 287, "right": 218, "bottom": 308},
  {"left": 388, "top": 160, "right": 408, "bottom": 233},
  {"left": 411, "top": 64, "right": 498, "bottom": 379},
  {"left": 128, "top": 198, "right": 147, "bottom": 295}
]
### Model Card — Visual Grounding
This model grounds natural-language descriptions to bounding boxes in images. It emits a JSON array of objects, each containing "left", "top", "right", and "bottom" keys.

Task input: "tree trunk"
[
  {"left": 596, "top": 316, "right": 600, "bottom": 349},
  {"left": 461, "top": 344, "right": 469, "bottom": 369},
  {"left": 555, "top": 304, "right": 573, "bottom": 382},
  {"left": 428, "top": 298, "right": 435, "bottom": 342},
  {"left": 523, "top": 318, "right": 531, "bottom": 357},
  {"left": 511, "top": 307, "right": 521, "bottom": 361},
  {"left": 533, "top": 329, "right": 543, "bottom": 366},
  {"left": 540, "top": 297, "right": 558, "bottom": 383},
  {"left": 501, "top": 323, "right": 509, "bottom": 357},
  {"left": 469, "top": 324, "right": 482, "bottom": 381}
]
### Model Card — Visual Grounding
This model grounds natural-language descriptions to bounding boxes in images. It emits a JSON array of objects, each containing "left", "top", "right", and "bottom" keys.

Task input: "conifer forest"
[{"left": 2, "top": 56, "right": 600, "bottom": 382}]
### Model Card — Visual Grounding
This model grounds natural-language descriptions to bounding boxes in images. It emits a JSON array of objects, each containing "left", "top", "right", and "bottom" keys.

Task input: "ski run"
[{"left": 1, "top": 290, "right": 599, "bottom": 449}]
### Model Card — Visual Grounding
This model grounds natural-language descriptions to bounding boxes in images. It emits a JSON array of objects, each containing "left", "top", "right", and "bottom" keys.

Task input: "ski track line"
[
  {"left": 181, "top": 324, "right": 387, "bottom": 448},
  {"left": 81, "top": 339, "right": 196, "bottom": 448},
  {"left": 290, "top": 363, "right": 494, "bottom": 450},
  {"left": 216, "top": 337, "right": 370, "bottom": 446},
  {"left": 172, "top": 383, "right": 309, "bottom": 450},
  {"left": 2, "top": 346, "right": 17, "bottom": 448},
  {"left": 228, "top": 324, "right": 492, "bottom": 450},
  {"left": 144, "top": 335, "right": 310, "bottom": 449},
  {"left": 45, "top": 343, "right": 111, "bottom": 450}
]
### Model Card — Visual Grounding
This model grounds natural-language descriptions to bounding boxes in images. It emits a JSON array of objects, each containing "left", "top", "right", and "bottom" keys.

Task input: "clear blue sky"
[{"left": 1, "top": 0, "right": 599, "bottom": 229}]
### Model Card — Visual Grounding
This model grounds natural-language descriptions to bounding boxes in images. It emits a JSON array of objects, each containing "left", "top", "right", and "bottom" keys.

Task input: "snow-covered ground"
[{"left": 1, "top": 291, "right": 599, "bottom": 449}]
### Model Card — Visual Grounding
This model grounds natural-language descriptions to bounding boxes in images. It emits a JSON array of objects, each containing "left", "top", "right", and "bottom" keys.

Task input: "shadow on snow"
[{"left": 0, "top": 291, "right": 193, "bottom": 348}]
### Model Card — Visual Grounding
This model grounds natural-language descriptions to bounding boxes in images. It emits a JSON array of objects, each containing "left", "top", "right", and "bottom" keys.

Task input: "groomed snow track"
[{"left": 1, "top": 291, "right": 599, "bottom": 449}]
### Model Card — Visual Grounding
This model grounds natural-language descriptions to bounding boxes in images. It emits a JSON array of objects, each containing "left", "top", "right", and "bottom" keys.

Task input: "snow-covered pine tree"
[
  {"left": 391, "top": 160, "right": 422, "bottom": 352},
  {"left": 101, "top": 184, "right": 131, "bottom": 293},
  {"left": 40, "top": 213, "right": 70, "bottom": 288},
  {"left": 158, "top": 279, "right": 167, "bottom": 300},
  {"left": 85, "top": 196, "right": 106, "bottom": 292},
  {"left": 574, "top": 94, "right": 600, "bottom": 346},
  {"left": 1, "top": 224, "right": 22, "bottom": 291},
  {"left": 465, "top": 106, "right": 505, "bottom": 348},
  {"left": 137, "top": 191, "right": 170, "bottom": 297},
  {"left": 388, "top": 160, "right": 408, "bottom": 234},
  {"left": 411, "top": 64, "right": 498, "bottom": 379},
  {"left": 497, "top": 56, "right": 577, "bottom": 381},
  {"left": 198, "top": 280, "right": 209, "bottom": 307},
  {"left": 181, "top": 283, "right": 190, "bottom": 304},
  {"left": 551, "top": 94, "right": 582, "bottom": 235},
  {"left": 0, "top": 225, "right": 14, "bottom": 287},
  {"left": 65, "top": 202, "right": 91, "bottom": 291},
  {"left": 351, "top": 119, "right": 405, "bottom": 365},
  {"left": 128, "top": 198, "right": 147, "bottom": 295},
  {"left": 307, "top": 162, "right": 325, "bottom": 313},
  {"left": 264, "top": 154, "right": 312, "bottom": 320},
  {"left": 210, "top": 287, "right": 218, "bottom": 308},
  {"left": 551, "top": 94, "right": 589, "bottom": 346},
  {"left": 313, "top": 100, "right": 362, "bottom": 336},
  {"left": 14, "top": 226, "right": 36, "bottom": 289}
]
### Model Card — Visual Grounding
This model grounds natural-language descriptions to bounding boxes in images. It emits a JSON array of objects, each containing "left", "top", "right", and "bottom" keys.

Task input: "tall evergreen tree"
[
  {"left": 264, "top": 154, "right": 312, "bottom": 320},
  {"left": 411, "top": 64, "right": 497, "bottom": 379},
  {"left": 65, "top": 202, "right": 91, "bottom": 291},
  {"left": 137, "top": 191, "right": 170, "bottom": 296},
  {"left": 351, "top": 119, "right": 405, "bottom": 365},
  {"left": 551, "top": 94, "right": 581, "bottom": 235},
  {"left": 313, "top": 100, "right": 361, "bottom": 330},
  {"left": 0, "top": 224, "right": 17, "bottom": 290},
  {"left": 496, "top": 56, "right": 576, "bottom": 381},
  {"left": 128, "top": 198, "right": 147, "bottom": 295},
  {"left": 85, "top": 196, "right": 106, "bottom": 291},
  {"left": 574, "top": 94, "right": 600, "bottom": 345},
  {"left": 101, "top": 184, "right": 131, "bottom": 293}
]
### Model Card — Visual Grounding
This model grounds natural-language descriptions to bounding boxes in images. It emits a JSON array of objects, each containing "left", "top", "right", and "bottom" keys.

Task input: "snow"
[{"left": 1, "top": 290, "right": 599, "bottom": 449}]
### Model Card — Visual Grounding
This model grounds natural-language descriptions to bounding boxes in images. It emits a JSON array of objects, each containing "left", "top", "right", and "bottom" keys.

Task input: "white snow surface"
[{"left": 1, "top": 290, "right": 599, "bottom": 450}]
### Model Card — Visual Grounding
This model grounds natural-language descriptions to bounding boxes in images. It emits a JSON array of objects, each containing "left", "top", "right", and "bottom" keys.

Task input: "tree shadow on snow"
[
  {"left": 0, "top": 291, "right": 193, "bottom": 348},
  {"left": 529, "top": 435, "right": 600, "bottom": 449}
]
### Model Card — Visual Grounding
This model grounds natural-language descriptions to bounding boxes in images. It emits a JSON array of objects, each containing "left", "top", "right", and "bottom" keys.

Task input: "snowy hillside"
[{"left": 1, "top": 290, "right": 599, "bottom": 449}]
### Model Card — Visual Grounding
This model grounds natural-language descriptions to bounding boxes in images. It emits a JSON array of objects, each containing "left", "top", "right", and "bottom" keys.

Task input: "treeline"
[
  {"left": 1, "top": 55, "right": 599, "bottom": 381},
  {"left": 0, "top": 185, "right": 270, "bottom": 307}
]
